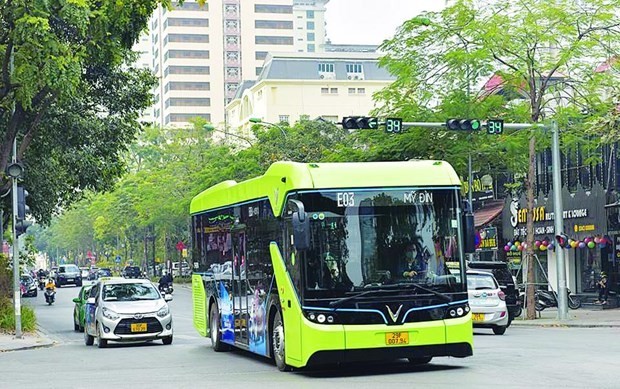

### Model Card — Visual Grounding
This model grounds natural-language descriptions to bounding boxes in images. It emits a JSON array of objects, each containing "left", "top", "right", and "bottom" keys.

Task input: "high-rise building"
[{"left": 146, "top": 0, "right": 328, "bottom": 128}]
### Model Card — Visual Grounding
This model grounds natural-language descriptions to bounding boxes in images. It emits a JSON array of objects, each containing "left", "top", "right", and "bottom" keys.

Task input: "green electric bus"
[{"left": 190, "top": 161, "right": 474, "bottom": 371}]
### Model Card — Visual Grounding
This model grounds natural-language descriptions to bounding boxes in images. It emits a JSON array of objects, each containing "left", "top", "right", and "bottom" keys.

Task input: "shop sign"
[
  {"left": 476, "top": 227, "right": 498, "bottom": 251},
  {"left": 615, "top": 235, "right": 620, "bottom": 261}
]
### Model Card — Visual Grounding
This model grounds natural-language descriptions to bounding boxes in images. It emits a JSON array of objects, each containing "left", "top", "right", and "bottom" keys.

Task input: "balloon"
[
  {"left": 594, "top": 237, "right": 601, "bottom": 244},
  {"left": 570, "top": 241, "right": 578, "bottom": 248},
  {"left": 587, "top": 241, "right": 595, "bottom": 249},
  {"left": 511, "top": 245, "right": 517, "bottom": 251},
  {"left": 504, "top": 245, "right": 511, "bottom": 252},
  {"left": 514, "top": 241, "right": 521, "bottom": 247},
  {"left": 542, "top": 240, "right": 549, "bottom": 246},
  {"left": 539, "top": 245, "right": 547, "bottom": 251},
  {"left": 600, "top": 243, "right": 607, "bottom": 249},
  {"left": 584, "top": 237, "right": 591, "bottom": 243},
  {"left": 535, "top": 240, "right": 541, "bottom": 247},
  {"left": 518, "top": 245, "right": 525, "bottom": 251},
  {"left": 578, "top": 242, "right": 586, "bottom": 248},
  {"left": 548, "top": 243, "right": 555, "bottom": 251}
]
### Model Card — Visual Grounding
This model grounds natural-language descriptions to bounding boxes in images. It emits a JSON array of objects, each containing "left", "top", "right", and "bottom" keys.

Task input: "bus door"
[{"left": 233, "top": 232, "right": 249, "bottom": 345}]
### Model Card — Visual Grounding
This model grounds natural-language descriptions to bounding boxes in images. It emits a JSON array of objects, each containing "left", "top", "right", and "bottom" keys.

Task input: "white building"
[
  {"left": 146, "top": 0, "right": 328, "bottom": 128},
  {"left": 226, "top": 52, "right": 395, "bottom": 133}
]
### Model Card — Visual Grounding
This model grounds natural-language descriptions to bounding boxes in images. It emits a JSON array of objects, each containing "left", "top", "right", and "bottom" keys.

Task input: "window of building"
[
  {"left": 279, "top": 115, "right": 290, "bottom": 123},
  {"left": 256, "top": 67, "right": 263, "bottom": 76},
  {"left": 321, "top": 87, "right": 329, "bottom": 94},
  {"left": 224, "top": 4, "right": 238, "bottom": 16},
  {"left": 307, "top": 43, "right": 315, "bottom": 52},
  {"left": 255, "top": 36, "right": 294, "bottom": 45},
  {"left": 226, "top": 51, "right": 240, "bottom": 62},
  {"left": 255, "top": 20, "right": 293, "bottom": 29},
  {"left": 166, "top": 82, "right": 210, "bottom": 91},
  {"left": 330, "top": 88, "right": 338, "bottom": 94},
  {"left": 255, "top": 4, "right": 293, "bottom": 13},
  {"left": 170, "top": 113, "right": 211, "bottom": 123},
  {"left": 255, "top": 51, "right": 268, "bottom": 60},
  {"left": 168, "top": 50, "right": 210, "bottom": 59},
  {"left": 167, "top": 98, "right": 211, "bottom": 107},
  {"left": 318, "top": 63, "right": 334, "bottom": 73},
  {"left": 307, "top": 21, "right": 315, "bottom": 30},
  {"left": 257, "top": 90, "right": 263, "bottom": 99},
  {"left": 167, "top": 18, "right": 209, "bottom": 27},
  {"left": 306, "top": 10, "right": 315, "bottom": 18},
  {"left": 348, "top": 87, "right": 356, "bottom": 94},
  {"left": 225, "top": 19, "right": 239, "bottom": 31},
  {"left": 346, "top": 63, "right": 363, "bottom": 73},
  {"left": 172, "top": 1, "right": 208, "bottom": 11},
  {"left": 307, "top": 32, "right": 315, "bottom": 41},
  {"left": 226, "top": 35, "right": 240, "bottom": 45},
  {"left": 168, "top": 34, "right": 209, "bottom": 43},
  {"left": 167, "top": 65, "right": 210, "bottom": 75},
  {"left": 226, "top": 67, "right": 240, "bottom": 78},
  {"left": 357, "top": 88, "right": 366, "bottom": 94}
]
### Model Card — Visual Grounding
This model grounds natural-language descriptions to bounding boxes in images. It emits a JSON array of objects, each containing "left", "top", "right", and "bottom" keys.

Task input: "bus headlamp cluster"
[
  {"left": 306, "top": 311, "right": 337, "bottom": 324},
  {"left": 445, "top": 304, "right": 470, "bottom": 319}
]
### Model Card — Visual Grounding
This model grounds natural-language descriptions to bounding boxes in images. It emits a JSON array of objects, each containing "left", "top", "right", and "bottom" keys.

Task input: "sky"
[{"left": 324, "top": 0, "right": 447, "bottom": 45}]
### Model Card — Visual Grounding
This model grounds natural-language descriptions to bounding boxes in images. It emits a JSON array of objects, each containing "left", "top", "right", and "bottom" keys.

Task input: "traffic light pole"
[
  {"left": 11, "top": 138, "right": 22, "bottom": 338},
  {"left": 398, "top": 120, "right": 567, "bottom": 320}
]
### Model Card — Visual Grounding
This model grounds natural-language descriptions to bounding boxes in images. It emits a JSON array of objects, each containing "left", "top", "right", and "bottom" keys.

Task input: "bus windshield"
[{"left": 295, "top": 188, "right": 465, "bottom": 298}]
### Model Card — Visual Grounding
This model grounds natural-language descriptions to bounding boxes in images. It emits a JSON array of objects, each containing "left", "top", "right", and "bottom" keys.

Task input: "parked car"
[
  {"left": 121, "top": 266, "right": 142, "bottom": 279},
  {"left": 73, "top": 285, "right": 93, "bottom": 332},
  {"left": 171, "top": 261, "right": 190, "bottom": 277},
  {"left": 84, "top": 277, "right": 173, "bottom": 348},
  {"left": 97, "top": 268, "right": 112, "bottom": 278},
  {"left": 20, "top": 274, "right": 38, "bottom": 297},
  {"left": 55, "top": 264, "right": 83, "bottom": 287},
  {"left": 87, "top": 268, "right": 100, "bottom": 281},
  {"left": 467, "top": 270, "right": 509, "bottom": 335},
  {"left": 468, "top": 261, "right": 520, "bottom": 323}
]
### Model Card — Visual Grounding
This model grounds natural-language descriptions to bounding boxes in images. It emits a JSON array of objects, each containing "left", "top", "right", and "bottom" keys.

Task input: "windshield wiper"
[
  {"left": 329, "top": 289, "right": 399, "bottom": 308},
  {"left": 385, "top": 282, "right": 452, "bottom": 302}
]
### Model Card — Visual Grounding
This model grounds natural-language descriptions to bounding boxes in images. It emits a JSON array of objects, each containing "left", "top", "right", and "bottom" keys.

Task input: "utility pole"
[{"left": 11, "top": 139, "right": 21, "bottom": 338}]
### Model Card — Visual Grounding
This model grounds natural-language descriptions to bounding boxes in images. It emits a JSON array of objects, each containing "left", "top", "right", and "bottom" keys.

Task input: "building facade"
[
  {"left": 147, "top": 0, "right": 328, "bottom": 128},
  {"left": 225, "top": 52, "right": 395, "bottom": 133}
]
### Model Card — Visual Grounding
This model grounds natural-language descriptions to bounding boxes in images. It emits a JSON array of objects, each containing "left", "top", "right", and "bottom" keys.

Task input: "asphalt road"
[{"left": 1, "top": 281, "right": 618, "bottom": 388}]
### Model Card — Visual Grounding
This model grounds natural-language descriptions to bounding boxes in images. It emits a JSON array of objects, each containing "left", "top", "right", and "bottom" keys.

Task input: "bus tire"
[
  {"left": 272, "top": 310, "right": 291, "bottom": 372},
  {"left": 210, "top": 304, "right": 227, "bottom": 352}
]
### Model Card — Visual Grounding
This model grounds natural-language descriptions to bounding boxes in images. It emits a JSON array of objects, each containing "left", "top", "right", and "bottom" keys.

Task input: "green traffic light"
[{"left": 471, "top": 120, "right": 481, "bottom": 130}]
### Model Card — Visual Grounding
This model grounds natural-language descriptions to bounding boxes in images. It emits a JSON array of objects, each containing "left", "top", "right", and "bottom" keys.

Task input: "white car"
[
  {"left": 84, "top": 277, "right": 173, "bottom": 348},
  {"left": 467, "top": 270, "right": 509, "bottom": 335}
]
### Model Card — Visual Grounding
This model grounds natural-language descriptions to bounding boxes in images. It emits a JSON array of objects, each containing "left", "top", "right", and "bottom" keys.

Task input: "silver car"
[
  {"left": 84, "top": 277, "right": 173, "bottom": 348},
  {"left": 467, "top": 270, "right": 509, "bottom": 335}
]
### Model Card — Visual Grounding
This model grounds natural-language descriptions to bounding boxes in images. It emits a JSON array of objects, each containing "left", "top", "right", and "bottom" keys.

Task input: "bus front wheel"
[
  {"left": 210, "top": 304, "right": 227, "bottom": 352},
  {"left": 272, "top": 311, "right": 291, "bottom": 372}
]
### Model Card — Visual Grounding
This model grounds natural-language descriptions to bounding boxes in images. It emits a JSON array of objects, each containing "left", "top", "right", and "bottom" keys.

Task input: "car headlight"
[
  {"left": 102, "top": 307, "right": 119, "bottom": 320},
  {"left": 157, "top": 305, "right": 170, "bottom": 318}
]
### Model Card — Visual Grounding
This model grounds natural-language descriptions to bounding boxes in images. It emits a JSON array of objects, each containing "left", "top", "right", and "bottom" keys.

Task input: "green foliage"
[{"left": 0, "top": 297, "right": 37, "bottom": 333}]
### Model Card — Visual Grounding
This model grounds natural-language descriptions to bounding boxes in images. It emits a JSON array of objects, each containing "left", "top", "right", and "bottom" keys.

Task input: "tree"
[
  {"left": 0, "top": 0, "right": 174, "bottom": 227},
  {"left": 378, "top": 0, "right": 620, "bottom": 319}
]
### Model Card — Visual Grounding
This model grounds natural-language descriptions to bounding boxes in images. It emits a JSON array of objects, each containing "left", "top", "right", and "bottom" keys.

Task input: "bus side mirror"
[
  {"left": 290, "top": 199, "right": 310, "bottom": 251},
  {"left": 462, "top": 200, "right": 476, "bottom": 254}
]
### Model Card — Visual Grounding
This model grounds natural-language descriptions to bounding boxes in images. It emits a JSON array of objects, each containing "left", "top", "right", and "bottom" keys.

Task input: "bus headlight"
[
  {"left": 317, "top": 314, "right": 326, "bottom": 323},
  {"left": 445, "top": 304, "right": 470, "bottom": 319}
]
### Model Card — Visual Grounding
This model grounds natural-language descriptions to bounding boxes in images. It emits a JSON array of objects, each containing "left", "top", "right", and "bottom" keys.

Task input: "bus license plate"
[
  {"left": 385, "top": 332, "right": 409, "bottom": 346},
  {"left": 472, "top": 313, "right": 485, "bottom": 322},
  {"left": 131, "top": 323, "right": 147, "bottom": 332}
]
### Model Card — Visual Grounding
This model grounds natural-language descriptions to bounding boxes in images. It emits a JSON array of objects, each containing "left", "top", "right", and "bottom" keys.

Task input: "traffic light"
[
  {"left": 446, "top": 119, "right": 481, "bottom": 131},
  {"left": 17, "top": 185, "right": 30, "bottom": 220},
  {"left": 341, "top": 116, "right": 379, "bottom": 130},
  {"left": 15, "top": 220, "right": 32, "bottom": 237}
]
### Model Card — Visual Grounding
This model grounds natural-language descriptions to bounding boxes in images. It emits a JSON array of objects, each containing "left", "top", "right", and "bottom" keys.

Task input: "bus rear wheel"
[
  {"left": 210, "top": 304, "right": 227, "bottom": 352},
  {"left": 272, "top": 311, "right": 291, "bottom": 372}
]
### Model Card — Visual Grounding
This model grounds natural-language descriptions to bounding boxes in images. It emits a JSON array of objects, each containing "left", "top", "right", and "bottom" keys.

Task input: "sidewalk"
[
  {"left": 510, "top": 307, "right": 620, "bottom": 328},
  {"left": 0, "top": 330, "right": 55, "bottom": 352}
]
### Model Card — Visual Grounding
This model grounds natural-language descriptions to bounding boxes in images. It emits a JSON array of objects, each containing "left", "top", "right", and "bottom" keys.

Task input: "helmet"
[{"left": 601, "top": 272, "right": 607, "bottom": 277}]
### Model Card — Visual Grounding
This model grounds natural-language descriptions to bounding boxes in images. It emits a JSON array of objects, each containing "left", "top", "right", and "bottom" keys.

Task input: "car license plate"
[
  {"left": 67, "top": 278, "right": 74, "bottom": 282},
  {"left": 131, "top": 323, "right": 147, "bottom": 332},
  {"left": 385, "top": 332, "right": 409, "bottom": 346},
  {"left": 472, "top": 313, "right": 485, "bottom": 322}
]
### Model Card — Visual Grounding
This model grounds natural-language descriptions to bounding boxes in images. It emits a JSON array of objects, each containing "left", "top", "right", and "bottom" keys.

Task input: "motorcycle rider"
[
  {"left": 158, "top": 271, "right": 173, "bottom": 292},
  {"left": 44, "top": 278, "right": 56, "bottom": 304}
]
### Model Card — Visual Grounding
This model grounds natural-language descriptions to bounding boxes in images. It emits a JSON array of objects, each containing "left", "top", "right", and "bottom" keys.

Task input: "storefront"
[{"left": 501, "top": 183, "right": 615, "bottom": 295}]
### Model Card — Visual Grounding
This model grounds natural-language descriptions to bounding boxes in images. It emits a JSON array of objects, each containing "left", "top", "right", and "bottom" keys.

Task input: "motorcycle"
[
  {"left": 159, "top": 283, "right": 173, "bottom": 295},
  {"left": 38, "top": 276, "right": 47, "bottom": 291},
  {"left": 535, "top": 289, "right": 581, "bottom": 311},
  {"left": 44, "top": 288, "right": 56, "bottom": 305}
]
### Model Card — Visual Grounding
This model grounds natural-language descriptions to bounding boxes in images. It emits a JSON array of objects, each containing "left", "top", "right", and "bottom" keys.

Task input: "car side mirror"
[
  {"left": 462, "top": 200, "right": 476, "bottom": 254},
  {"left": 164, "top": 294, "right": 173, "bottom": 302},
  {"left": 72, "top": 298, "right": 80, "bottom": 303},
  {"left": 86, "top": 297, "right": 96, "bottom": 305},
  {"left": 289, "top": 199, "right": 310, "bottom": 251}
]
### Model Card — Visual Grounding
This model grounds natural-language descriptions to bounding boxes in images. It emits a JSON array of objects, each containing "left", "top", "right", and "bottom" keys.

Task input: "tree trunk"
[{"left": 525, "top": 135, "right": 537, "bottom": 319}]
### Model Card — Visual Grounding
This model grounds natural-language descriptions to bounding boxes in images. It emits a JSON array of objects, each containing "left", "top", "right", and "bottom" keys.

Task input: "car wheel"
[
  {"left": 272, "top": 310, "right": 291, "bottom": 372},
  {"left": 493, "top": 326, "right": 507, "bottom": 335},
  {"left": 97, "top": 323, "right": 108, "bottom": 348},
  {"left": 77, "top": 282, "right": 83, "bottom": 287},
  {"left": 209, "top": 304, "right": 228, "bottom": 352},
  {"left": 408, "top": 357, "right": 432, "bottom": 365},
  {"left": 74, "top": 320, "right": 80, "bottom": 332},
  {"left": 84, "top": 326, "right": 94, "bottom": 346},
  {"left": 162, "top": 336, "right": 173, "bottom": 345},
  {"left": 33, "top": 290, "right": 37, "bottom": 297}
]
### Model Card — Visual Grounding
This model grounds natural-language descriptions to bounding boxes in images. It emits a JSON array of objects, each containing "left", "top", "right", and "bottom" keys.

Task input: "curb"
[{"left": 511, "top": 322, "right": 620, "bottom": 328}]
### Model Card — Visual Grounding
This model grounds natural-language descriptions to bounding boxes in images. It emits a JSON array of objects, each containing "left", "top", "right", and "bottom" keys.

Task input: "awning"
[{"left": 474, "top": 200, "right": 504, "bottom": 228}]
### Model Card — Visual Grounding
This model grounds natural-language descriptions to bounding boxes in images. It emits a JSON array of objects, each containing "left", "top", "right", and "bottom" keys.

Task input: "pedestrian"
[{"left": 595, "top": 272, "right": 609, "bottom": 305}]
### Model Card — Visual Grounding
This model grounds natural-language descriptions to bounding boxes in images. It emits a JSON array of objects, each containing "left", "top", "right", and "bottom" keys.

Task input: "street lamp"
[
  {"left": 249, "top": 118, "right": 288, "bottom": 138},
  {"left": 203, "top": 124, "right": 254, "bottom": 147}
]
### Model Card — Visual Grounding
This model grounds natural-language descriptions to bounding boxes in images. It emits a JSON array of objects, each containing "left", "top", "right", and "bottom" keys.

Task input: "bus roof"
[{"left": 190, "top": 160, "right": 460, "bottom": 215}]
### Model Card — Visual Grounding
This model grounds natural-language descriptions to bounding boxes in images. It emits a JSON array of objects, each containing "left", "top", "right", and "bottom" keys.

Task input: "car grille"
[{"left": 114, "top": 317, "right": 163, "bottom": 335}]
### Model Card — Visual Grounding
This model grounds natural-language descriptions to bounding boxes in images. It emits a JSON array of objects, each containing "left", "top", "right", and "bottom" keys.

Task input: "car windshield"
[
  {"left": 102, "top": 283, "right": 159, "bottom": 301},
  {"left": 295, "top": 188, "right": 465, "bottom": 299},
  {"left": 60, "top": 265, "right": 79, "bottom": 273},
  {"left": 467, "top": 274, "right": 497, "bottom": 290}
]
